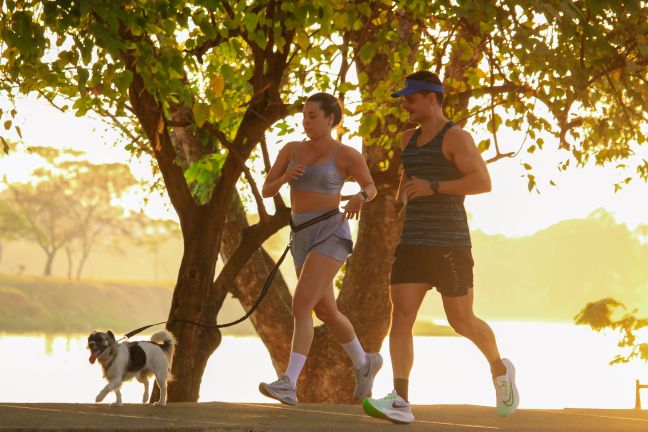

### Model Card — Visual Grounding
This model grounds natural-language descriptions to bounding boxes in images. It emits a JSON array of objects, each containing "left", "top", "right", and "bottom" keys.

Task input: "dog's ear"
[{"left": 107, "top": 330, "right": 115, "bottom": 341}]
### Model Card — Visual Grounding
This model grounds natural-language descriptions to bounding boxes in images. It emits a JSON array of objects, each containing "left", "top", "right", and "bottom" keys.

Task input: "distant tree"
[
  {"left": 0, "top": 194, "right": 27, "bottom": 266},
  {"left": 4, "top": 176, "right": 74, "bottom": 275},
  {"left": 64, "top": 161, "right": 137, "bottom": 279},
  {"left": 575, "top": 298, "right": 648, "bottom": 364},
  {"left": 3, "top": 146, "right": 137, "bottom": 277}
]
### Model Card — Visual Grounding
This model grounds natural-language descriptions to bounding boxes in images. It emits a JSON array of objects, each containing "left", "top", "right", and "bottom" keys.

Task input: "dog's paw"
[
  {"left": 95, "top": 394, "right": 105, "bottom": 403},
  {"left": 110, "top": 402, "right": 122, "bottom": 407},
  {"left": 142, "top": 395, "right": 149, "bottom": 404},
  {"left": 153, "top": 401, "right": 166, "bottom": 407}
]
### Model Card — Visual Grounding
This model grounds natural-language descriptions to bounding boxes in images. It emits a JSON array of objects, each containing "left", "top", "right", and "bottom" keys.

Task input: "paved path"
[{"left": 1, "top": 402, "right": 647, "bottom": 431}]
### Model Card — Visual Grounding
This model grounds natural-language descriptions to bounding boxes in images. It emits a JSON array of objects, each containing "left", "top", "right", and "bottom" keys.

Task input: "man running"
[{"left": 363, "top": 71, "right": 519, "bottom": 424}]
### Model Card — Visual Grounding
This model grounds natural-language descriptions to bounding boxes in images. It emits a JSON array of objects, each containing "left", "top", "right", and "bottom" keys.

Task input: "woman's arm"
[
  {"left": 345, "top": 147, "right": 377, "bottom": 200},
  {"left": 341, "top": 147, "right": 376, "bottom": 220},
  {"left": 262, "top": 143, "right": 304, "bottom": 198}
]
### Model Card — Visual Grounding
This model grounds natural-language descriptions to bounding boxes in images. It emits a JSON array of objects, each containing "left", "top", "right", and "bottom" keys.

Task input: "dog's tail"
[{"left": 151, "top": 330, "right": 176, "bottom": 371}]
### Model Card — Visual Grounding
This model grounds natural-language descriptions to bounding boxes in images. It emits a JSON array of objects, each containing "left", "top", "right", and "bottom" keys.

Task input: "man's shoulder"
[
  {"left": 400, "top": 128, "right": 418, "bottom": 149},
  {"left": 444, "top": 124, "right": 475, "bottom": 149}
]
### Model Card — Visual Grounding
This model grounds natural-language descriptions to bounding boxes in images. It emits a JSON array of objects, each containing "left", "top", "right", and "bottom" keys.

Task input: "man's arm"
[
  {"left": 404, "top": 128, "right": 491, "bottom": 199},
  {"left": 437, "top": 128, "right": 491, "bottom": 195}
]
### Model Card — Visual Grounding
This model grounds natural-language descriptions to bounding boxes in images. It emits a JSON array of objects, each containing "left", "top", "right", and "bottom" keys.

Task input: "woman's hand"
[
  {"left": 342, "top": 193, "right": 365, "bottom": 220},
  {"left": 282, "top": 164, "right": 306, "bottom": 183}
]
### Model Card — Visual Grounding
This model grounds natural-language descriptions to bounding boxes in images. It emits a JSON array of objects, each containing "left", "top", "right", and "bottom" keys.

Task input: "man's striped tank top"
[{"left": 400, "top": 121, "right": 471, "bottom": 247}]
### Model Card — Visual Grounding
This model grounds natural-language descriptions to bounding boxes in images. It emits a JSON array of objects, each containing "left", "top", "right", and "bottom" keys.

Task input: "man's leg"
[
  {"left": 390, "top": 282, "right": 429, "bottom": 401},
  {"left": 442, "top": 288, "right": 503, "bottom": 373},
  {"left": 362, "top": 282, "right": 428, "bottom": 424},
  {"left": 442, "top": 288, "right": 519, "bottom": 417}
]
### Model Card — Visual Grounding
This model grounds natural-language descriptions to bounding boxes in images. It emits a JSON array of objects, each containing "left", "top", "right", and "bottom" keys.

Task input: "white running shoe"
[
  {"left": 494, "top": 358, "right": 519, "bottom": 417},
  {"left": 259, "top": 375, "right": 298, "bottom": 406},
  {"left": 362, "top": 390, "right": 414, "bottom": 424},
  {"left": 353, "top": 352, "right": 383, "bottom": 400}
]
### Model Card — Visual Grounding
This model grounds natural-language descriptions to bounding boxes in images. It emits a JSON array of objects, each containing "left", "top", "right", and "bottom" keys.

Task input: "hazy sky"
[{"left": 1, "top": 93, "right": 646, "bottom": 237}]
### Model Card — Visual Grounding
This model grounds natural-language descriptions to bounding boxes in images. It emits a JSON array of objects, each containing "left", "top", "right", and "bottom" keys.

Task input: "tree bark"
[{"left": 164, "top": 206, "right": 224, "bottom": 402}]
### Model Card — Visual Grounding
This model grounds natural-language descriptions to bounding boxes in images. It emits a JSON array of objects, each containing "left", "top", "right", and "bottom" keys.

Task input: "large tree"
[
  {"left": 0, "top": 0, "right": 343, "bottom": 401},
  {"left": 1, "top": 0, "right": 646, "bottom": 403}
]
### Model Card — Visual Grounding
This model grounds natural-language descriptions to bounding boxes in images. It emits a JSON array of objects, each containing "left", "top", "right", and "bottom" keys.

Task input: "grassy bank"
[
  {"left": 0, "top": 273, "right": 456, "bottom": 337},
  {"left": 0, "top": 274, "right": 175, "bottom": 334}
]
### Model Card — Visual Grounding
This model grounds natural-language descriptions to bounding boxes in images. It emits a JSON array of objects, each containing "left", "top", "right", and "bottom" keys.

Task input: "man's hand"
[{"left": 404, "top": 175, "right": 434, "bottom": 200}]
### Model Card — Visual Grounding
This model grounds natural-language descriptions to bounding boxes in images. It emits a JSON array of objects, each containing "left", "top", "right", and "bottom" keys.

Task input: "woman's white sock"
[
  {"left": 341, "top": 336, "right": 367, "bottom": 370},
  {"left": 284, "top": 352, "right": 307, "bottom": 387}
]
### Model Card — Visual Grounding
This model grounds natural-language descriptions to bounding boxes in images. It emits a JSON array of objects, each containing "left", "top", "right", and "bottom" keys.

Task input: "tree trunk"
[
  {"left": 44, "top": 250, "right": 56, "bottom": 276},
  {"left": 65, "top": 246, "right": 73, "bottom": 280},
  {"left": 76, "top": 251, "right": 90, "bottom": 280},
  {"left": 164, "top": 207, "right": 224, "bottom": 402}
]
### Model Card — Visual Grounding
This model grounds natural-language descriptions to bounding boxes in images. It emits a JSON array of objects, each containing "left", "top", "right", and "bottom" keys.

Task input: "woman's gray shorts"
[{"left": 290, "top": 209, "right": 353, "bottom": 269}]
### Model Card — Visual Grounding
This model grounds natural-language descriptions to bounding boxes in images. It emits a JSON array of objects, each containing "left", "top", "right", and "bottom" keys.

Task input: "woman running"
[{"left": 259, "top": 92, "right": 382, "bottom": 405}]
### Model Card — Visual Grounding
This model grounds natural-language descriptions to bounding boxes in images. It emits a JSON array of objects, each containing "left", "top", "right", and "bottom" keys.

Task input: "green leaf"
[
  {"left": 295, "top": 32, "right": 310, "bottom": 50},
  {"left": 193, "top": 102, "right": 210, "bottom": 127},
  {"left": 211, "top": 99, "right": 224, "bottom": 121},
  {"left": 244, "top": 13, "right": 259, "bottom": 33},
  {"left": 359, "top": 113, "right": 378, "bottom": 136},
  {"left": 359, "top": 43, "right": 376, "bottom": 64},
  {"left": 114, "top": 70, "right": 133, "bottom": 92}
]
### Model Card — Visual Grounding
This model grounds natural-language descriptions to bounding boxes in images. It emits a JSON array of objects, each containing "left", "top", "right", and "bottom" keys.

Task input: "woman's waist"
[{"left": 290, "top": 192, "right": 341, "bottom": 215}]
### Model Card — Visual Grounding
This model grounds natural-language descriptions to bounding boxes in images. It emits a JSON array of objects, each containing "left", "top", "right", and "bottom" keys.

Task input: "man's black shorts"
[{"left": 390, "top": 244, "right": 474, "bottom": 297}]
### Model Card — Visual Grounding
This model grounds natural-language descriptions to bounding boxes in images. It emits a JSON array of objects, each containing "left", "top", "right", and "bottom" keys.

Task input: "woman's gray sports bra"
[{"left": 287, "top": 142, "right": 345, "bottom": 195}]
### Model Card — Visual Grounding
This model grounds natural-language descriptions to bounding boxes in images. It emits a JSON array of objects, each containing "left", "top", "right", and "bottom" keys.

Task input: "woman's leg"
[
  {"left": 282, "top": 250, "right": 344, "bottom": 388},
  {"left": 313, "top": 281, "right": 356, "bottom": 345},
  {"left": 314, "top": 281, "right": 368, "bottom": 370}
]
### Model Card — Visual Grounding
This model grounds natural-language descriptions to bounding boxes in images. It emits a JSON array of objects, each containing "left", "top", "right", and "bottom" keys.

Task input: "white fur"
[{"left": 91, "top": 330, "right": 175, "bottom": 407}]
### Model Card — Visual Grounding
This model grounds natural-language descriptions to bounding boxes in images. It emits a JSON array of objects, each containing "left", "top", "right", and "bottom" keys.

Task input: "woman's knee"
[{"left": 313, "top": 303, "right": 336, "bottom": 324}]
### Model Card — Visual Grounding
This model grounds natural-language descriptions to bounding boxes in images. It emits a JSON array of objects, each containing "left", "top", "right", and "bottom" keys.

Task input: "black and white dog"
[{"left": 87, "top": 330, "right": 175, "bottom": 407}]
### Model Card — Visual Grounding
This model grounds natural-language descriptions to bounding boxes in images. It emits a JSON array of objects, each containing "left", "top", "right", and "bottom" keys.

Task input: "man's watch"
[
  {"left": 359, "top": 190, "right": 369, "bottom": 201},
  {"left": 431, "top": 181, "right": 440, "bottom": 195}
]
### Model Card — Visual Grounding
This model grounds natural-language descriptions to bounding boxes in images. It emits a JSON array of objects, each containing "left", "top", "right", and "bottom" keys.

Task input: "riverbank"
[{"left": 0, "top": 274, "right": 456, "bottom": 336}]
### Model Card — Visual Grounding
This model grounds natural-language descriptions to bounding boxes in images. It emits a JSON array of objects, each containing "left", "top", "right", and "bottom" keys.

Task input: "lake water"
[{"left": 1, "top": 321, "right": 646, "bottom": 409}]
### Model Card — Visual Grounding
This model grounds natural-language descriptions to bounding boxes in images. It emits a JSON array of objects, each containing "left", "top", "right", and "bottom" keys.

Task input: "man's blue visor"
[{"left": 391, "top": 80, "right": 444, "bottom": 98}]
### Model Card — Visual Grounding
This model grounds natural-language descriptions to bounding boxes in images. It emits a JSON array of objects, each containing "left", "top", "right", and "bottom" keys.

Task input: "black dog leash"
[{"left": 121, "top": 209, "right": 341, "bottom": 340}]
